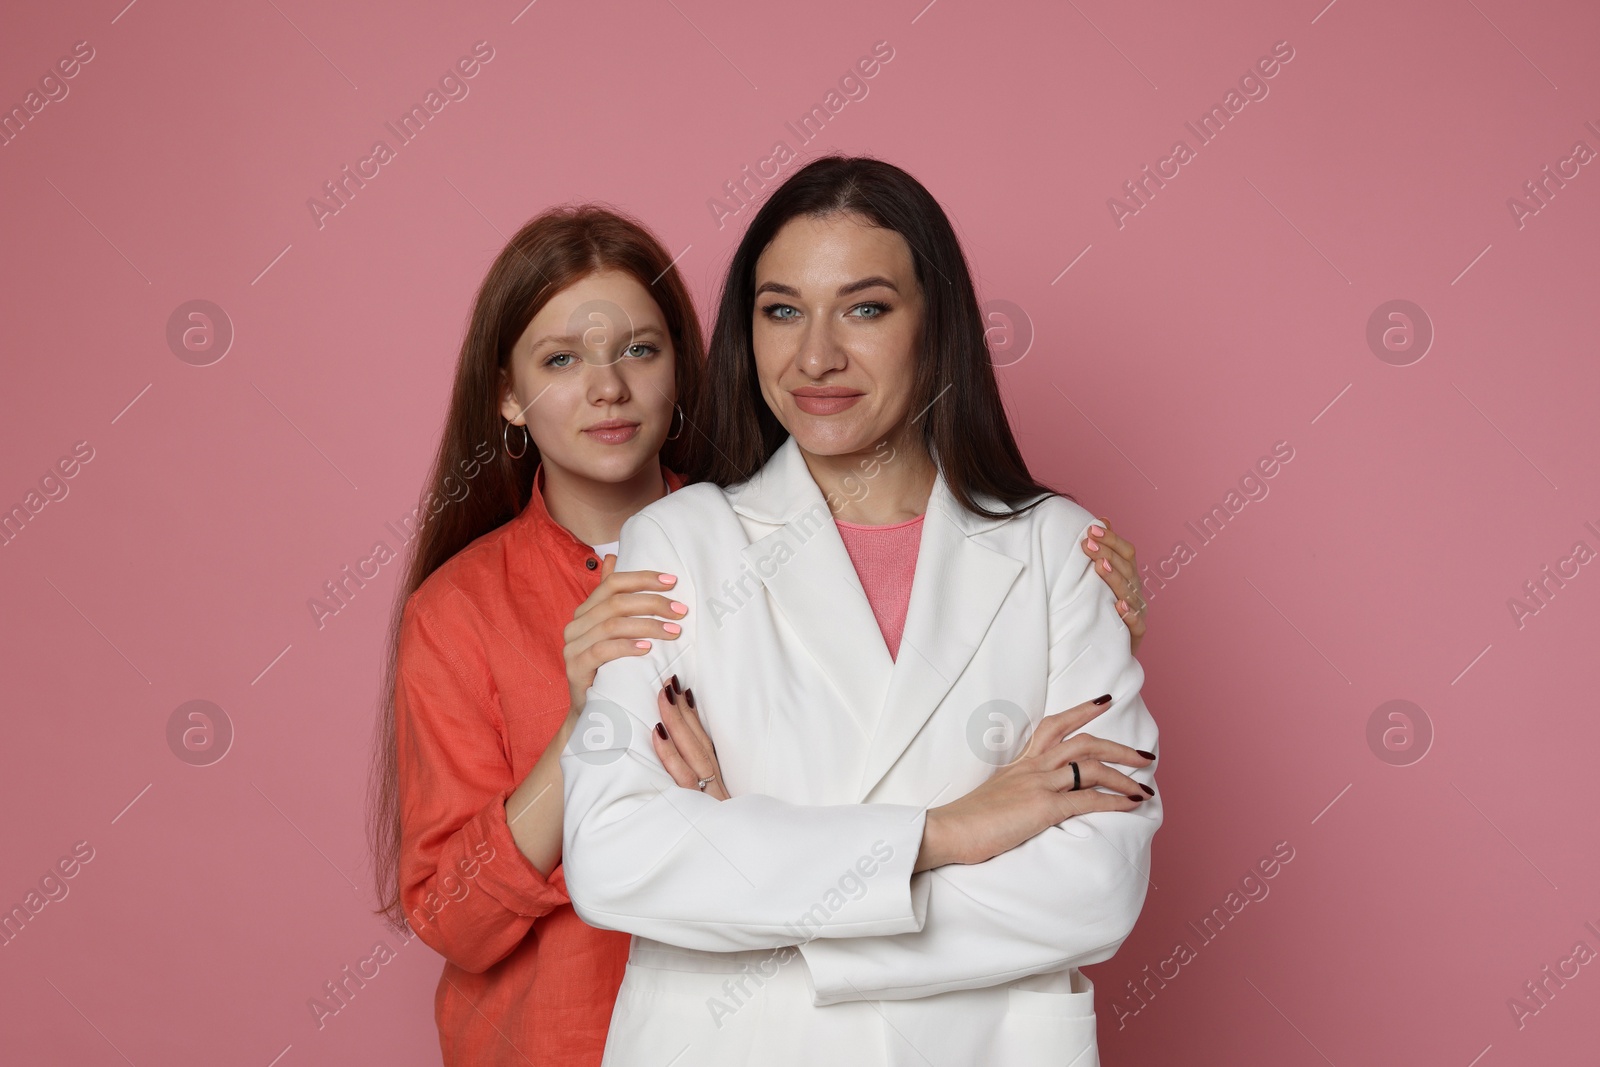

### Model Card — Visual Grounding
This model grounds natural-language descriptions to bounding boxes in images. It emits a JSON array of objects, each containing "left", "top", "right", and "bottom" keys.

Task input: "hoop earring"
[
  {"left": 665, "top": 404, "right": 685, "bottom": 442},
  {"left": 502, "top": 421, "right": 530, "bottom": 459}
]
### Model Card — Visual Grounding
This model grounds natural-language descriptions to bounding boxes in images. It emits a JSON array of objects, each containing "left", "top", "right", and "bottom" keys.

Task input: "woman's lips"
[
  {"left": 583, "top": 421, "right": 640, "bottom": 444},
  {"left": 791, "top": 390, "right": 863, "bottom": 416}
]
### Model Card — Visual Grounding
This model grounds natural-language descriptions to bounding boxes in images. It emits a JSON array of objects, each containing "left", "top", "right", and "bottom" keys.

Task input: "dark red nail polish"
[
  {"left": 655, "top": 722, "right": 668, "bottom": 740},
  {"left": 664, "top": 684, "right": 676, "bottom": 705},
  {"left": 1136, "top": 749, "right": 1156, "bottom": 760},
  {"left": 670, "top": 674, "right": 682, "bottom": 694},
  {"left": 1139, "top": 783, "right": 1155, "bottom": 796},
  {"left": 1128, "top": 793, "right": 1145, "bottom": 801},
  {"left": 685, "top": 688, "right": 696, "bottom": 710},
  {"left": 1094, "top": 694, "right": 1113, "bottom": 705}
]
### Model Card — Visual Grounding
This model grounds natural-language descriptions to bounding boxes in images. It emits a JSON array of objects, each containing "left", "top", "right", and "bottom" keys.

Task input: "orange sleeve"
[{"left": 394, "top": 596, "right": 569, "bottom": 974}]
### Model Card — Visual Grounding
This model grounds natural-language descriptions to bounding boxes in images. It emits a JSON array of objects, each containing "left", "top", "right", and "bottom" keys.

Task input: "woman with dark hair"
[{"left": 561, "top": 156, "right": 1161, "bottom": 1066}]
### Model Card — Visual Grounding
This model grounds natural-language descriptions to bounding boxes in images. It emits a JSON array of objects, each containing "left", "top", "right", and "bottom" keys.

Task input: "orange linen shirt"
[{"left": 395, "top": 463, "right": 685, "bottom": 1066}]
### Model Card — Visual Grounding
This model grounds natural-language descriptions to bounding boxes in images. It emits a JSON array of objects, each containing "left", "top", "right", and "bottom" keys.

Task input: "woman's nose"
[
  {"left": 796, "top": 319, "right": 848, "bottom": 378},
  {"left": 585, "top": 354, "right": 630, "bottom": 399}
]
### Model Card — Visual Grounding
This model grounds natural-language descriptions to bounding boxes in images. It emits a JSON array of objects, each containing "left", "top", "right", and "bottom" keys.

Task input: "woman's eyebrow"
[
  {"left": 527, "top": 323, "right": 665, "bottom": 350},
  {"left": 837, "top": 276, "right": 899, "bottom": 296},
  {"left": 754, "top": 277, "right": 900, "bottom": 298}
]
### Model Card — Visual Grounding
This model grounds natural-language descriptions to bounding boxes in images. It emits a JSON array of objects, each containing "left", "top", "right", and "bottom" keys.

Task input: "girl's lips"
[
  {"left": 792, "top": 393, "right": 862, "bottom": 416},
  {"left": 583, "top": 422, "right": 640, "bottom": 444}
]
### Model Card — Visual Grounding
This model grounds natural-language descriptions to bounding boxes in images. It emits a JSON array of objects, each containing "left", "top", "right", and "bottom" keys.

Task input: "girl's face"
[
  {"left": 501, "top": 269, "right": 677, "bottom": 484},
  {"left": 750, "top": 212, "right": 924, "bottom": 459}
]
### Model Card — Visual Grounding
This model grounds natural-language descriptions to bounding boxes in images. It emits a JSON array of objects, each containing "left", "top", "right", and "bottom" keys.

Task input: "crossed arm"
[{"left": 559, "top": 511, "right": 1161, "bottom": 1002}]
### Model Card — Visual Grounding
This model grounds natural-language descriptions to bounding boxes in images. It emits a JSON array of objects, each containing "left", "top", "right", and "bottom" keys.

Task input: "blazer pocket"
[
  {"left": 998, "top": 970, "right": 1101, "bottom": 1066},
  {"left": 1006, "top": 968, "right": 1097, "bottom": 1018}
]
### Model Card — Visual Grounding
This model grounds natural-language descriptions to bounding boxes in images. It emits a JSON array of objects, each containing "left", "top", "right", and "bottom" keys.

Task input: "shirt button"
[{"left": 585, "top": 557, "right": 598, "bottom": 570}]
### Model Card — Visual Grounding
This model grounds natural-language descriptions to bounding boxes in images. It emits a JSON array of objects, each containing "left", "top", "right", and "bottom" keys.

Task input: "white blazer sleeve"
[
  {"left": 798, "top": 510, "right": 1162, "bottom": 1004},
  {"left": 560, "top": 512, "right": 932, "bottom": 953}
]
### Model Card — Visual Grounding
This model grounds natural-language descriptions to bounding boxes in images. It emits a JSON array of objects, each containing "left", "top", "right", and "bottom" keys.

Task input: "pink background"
[{"left": 3, "top": 0, "right": 1597, "bottom": 1062}]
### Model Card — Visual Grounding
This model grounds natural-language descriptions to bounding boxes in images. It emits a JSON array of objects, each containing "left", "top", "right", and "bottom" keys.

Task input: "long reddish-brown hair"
[{"left": 367, "top": 204, "right": 705, "bottom": 930}]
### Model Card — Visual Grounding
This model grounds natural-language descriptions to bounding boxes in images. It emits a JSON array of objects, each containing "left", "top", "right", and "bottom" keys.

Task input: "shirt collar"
[
  {"left": 518, "top": 461, "right": 687, "bottom": 555},
  {"left": 728, "top": 435, "right": 1018, "bottom": 536}
]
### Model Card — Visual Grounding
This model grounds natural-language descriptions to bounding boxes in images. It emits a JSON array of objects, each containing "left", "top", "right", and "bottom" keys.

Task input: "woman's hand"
[
  {"left": 564, "top": 555, "right": 687, "bottom": 715},
  {"left": 650, "top": 677, "right": 729, "bottom": 801},
  {"left": 1084, "top": 516, "right": 1146, "bottom": 653},
  {"left": 915, "top": 695, "right": 1155, "bottom": 872}
]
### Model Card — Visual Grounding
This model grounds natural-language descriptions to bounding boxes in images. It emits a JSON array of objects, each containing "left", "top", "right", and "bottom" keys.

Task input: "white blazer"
[{"left": 561, "top": 435, "right": 1161, "bottom": 1067}]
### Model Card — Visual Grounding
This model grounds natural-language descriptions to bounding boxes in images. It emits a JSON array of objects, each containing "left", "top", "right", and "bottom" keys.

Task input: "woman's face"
[
  {"left": 501, "top": 269, "right": 677, "bottom": 484},
  {"left": 750, "top": 212, "right": 924, "bottom": 458}
]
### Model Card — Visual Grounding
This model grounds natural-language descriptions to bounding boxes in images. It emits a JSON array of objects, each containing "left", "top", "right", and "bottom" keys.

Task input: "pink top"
[{"left": 834, "top": 514, "right": 925, "bottom": 660}]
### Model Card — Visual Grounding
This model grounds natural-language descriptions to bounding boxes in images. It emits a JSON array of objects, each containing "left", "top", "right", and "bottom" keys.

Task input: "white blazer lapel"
[
  {"left": 728, "top": 438, "right": 895, "bottom": 741},
  {"left": 853, "top": 474, "right": 1023, "bottom": 801}
]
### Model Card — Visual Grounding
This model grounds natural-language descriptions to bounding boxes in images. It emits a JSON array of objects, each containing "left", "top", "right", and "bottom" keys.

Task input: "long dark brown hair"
[
  {"left": 687, "top": 154, "right": 1066, "bottom": 515},
  {"left": 368, "top": 204, "right": 705, "bottom": 930}
]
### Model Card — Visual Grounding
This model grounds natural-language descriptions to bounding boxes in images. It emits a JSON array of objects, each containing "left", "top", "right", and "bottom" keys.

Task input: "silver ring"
[{"left": 696, "top": 774, "right": 718, "bottom": 791}]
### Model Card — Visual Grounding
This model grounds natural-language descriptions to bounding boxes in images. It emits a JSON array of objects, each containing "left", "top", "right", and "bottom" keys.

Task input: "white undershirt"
[{"left": 587, "top": 476, "right": 668, "bottom": 562}]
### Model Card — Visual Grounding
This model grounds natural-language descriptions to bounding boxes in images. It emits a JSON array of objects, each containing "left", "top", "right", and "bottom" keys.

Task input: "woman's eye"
[
  {"left": 762, "top": 303, "right": 800, "bottom": 321},
  {"left": 850, "top": 302, "right": 889, "bottom": 319},
  {"left": 624, "top": 342, "right": 658, "bottom": 358}
]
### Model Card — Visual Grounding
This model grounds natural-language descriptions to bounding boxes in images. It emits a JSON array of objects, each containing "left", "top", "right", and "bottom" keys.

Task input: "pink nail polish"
[
  {"left": 635, "top": 640, "right": 651, "bottom": 649},
  {"left": 663, "top": 622, "right": 682, "bottom": 634},
  {"left": 1089, "top": 525, "right": 1105, "bottom": 537},
  {"left": 670, "top": 601, "right": 688, "bottom": 614},
  {"left": 658, "top": 574, "right": 677, "bottom": 584},
  {"left": 1101, "top": 559, "right": 1111, "bottom": 572}
]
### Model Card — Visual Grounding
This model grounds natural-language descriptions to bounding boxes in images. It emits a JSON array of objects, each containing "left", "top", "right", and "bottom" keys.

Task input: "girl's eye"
[
  {"left": 624, "top": 342, "right": 659, "bottom": 358},
  {"left": 761, "top": 303, "right": 801, "bottom": 321},
  {"left": 850, "top": 302, "right": 889, "bottom": 319},
  {"left": 545, "top": 352, "right": 576, "bottom": 368}
]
